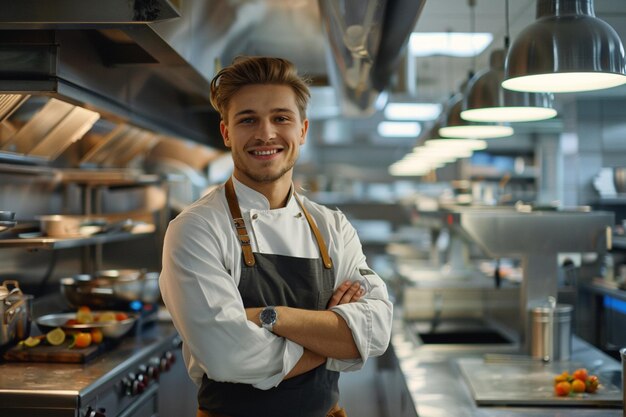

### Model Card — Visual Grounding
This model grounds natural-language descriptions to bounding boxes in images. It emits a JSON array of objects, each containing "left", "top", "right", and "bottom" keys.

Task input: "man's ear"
[
  {"left": 300, "top": 119, "right": 309, "bottom": 145},
  {"left": 220, "top": 120, "right": 231, "bottom": 148}
]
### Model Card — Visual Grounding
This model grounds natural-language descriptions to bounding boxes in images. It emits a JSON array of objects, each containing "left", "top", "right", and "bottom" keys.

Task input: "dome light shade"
[
  {"left": 462, "top": 49, "right": 558, "bottom": 122},
  {"left": 503, "top": 0, "right": 626, "bottom": 93},
  {"left": 439, "top": 95, "right": 514, "bottom": 139}
]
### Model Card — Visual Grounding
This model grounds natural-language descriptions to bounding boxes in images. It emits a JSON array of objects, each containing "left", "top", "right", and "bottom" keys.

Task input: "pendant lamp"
[
  {"left": 438, "top": 94, "right": 514, "bottom": 139},
  {"left": 503, "top": 0, "right": 626, "bottom": 93},
  {"left": 462, "top": 49, "right": 558, "bottom": 122}
]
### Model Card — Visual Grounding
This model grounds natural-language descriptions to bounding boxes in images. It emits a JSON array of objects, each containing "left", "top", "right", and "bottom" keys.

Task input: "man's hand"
[{"left": 327, "top": 280, "right": 364, "bottom": 308}]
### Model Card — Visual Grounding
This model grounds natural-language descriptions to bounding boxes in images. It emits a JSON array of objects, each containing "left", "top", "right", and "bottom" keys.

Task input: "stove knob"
[
  {"left": 132, "top": 378, "right": 145, "bottom": 395},
  {"left": 121, "top": 376, "right": 133, "bottom": 396},
  {"left": 147, "top": 364, "right": 160, "bottom": 381},
  {"left": 85, "top": 406, "right": 107, "bottom": 416},
  {"left": 138, "top": 371, "right": 150, "bottom": 386},
  {"left": 159, "top": 356, "right": 170, "bottom": 372},
  {"left": 164, "top": 350, "right": 176, "bottom": 365}
]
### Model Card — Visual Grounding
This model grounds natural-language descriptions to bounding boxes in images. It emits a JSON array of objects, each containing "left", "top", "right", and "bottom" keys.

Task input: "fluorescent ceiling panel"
[{"left": 410, "top": 32, "right": 493, "bottom": 57}]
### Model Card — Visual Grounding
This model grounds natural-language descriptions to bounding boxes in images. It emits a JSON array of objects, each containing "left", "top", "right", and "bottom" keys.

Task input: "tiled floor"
[{"left": 338, "top": 357, "right": 382, "bottom": 417}]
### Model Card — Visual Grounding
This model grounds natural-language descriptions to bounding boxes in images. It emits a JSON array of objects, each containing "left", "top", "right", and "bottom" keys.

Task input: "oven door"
[{"left": 117, "top": 383, "right": 158, "bottom": 417}]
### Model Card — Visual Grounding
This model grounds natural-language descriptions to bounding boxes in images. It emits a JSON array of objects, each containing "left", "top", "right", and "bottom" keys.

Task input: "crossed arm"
[{"left": 245, "top": 279, "right": 364, "bottom": 379}]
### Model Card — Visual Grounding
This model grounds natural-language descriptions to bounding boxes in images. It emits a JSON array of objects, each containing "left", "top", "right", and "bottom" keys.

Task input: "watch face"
[{"left": 261, "top": 307, "right": 277, "bottom": 325}]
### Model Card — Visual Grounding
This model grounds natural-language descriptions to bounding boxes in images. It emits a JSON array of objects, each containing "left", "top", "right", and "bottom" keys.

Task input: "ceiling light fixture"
[
  {"left": 409, "top": 32, "right": 493, "bottom": 57},
  {"left": 438, "top": 94, "right": 514, "bottom": 139},
  {"left": 384, "top": 102, "right": 442, "bottom": 121},
  {"left": 503, "top": 0, "right": 626, "bottom": 93},
  {"left": 377, "top": 121, "right": 421, "bottom": 137},
  {"left": 462, "top": 49, "right": 558, "bottom": 122}
]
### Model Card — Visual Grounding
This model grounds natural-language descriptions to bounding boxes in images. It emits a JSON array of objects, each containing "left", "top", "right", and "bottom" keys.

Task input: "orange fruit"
[
  {"left": 72, "top": 332, "right": 92, "bottom": 349},
  {"left": 90, "top": 329, "right": 103, "bottom": 344},
  {"left": 571, "top": 379, "right": 586, "bottom": 393}
]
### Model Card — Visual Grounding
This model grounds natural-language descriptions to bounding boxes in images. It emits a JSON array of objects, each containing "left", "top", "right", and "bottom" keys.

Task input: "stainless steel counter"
[{"left": 389, "top": 317, "right": 624, "bottom": 417}]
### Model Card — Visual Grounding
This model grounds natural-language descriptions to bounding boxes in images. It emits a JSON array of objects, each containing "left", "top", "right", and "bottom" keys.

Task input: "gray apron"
[{"left": 197, "top": 178, "right": 339, "bottom": 417}]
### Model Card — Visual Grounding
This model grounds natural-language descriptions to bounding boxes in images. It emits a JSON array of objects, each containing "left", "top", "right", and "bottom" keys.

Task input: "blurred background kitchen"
[{"left": 1, "top": 0, "right": 626, "bottom": 416}]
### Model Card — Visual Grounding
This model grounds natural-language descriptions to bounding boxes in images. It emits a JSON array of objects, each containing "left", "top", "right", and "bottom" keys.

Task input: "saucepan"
[
  {"left": 60, "top": 269, "right": 160, "bottom": 309},
  {"left": 0, "top": 280, "right": 33, "bottom": 350}
]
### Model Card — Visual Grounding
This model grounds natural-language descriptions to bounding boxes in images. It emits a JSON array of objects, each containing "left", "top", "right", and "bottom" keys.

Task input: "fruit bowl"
[{"left": 35, "top": 312, "right": 137, "bottom": 338}]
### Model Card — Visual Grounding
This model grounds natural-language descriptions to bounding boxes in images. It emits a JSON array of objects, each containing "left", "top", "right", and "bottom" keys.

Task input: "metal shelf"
[{"left": 0, "top": 230, "right": 154, "bottom": 250}]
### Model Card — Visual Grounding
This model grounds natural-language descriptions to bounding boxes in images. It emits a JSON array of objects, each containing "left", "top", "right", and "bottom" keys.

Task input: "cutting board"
[
  {"left": 457, "top": 357, "right": 622, "bottom": 407},
  {"left": 3, "top": 340, "right": 107, "bottom": 363}
]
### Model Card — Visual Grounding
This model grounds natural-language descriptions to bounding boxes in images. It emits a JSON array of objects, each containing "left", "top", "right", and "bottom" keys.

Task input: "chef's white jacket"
[{"left": 160, "top": 178, "right": 393, "bottom": 390}]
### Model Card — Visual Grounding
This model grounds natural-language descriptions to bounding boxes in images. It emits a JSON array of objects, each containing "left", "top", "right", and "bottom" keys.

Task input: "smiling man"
[{"left": 159, "top": 57, "right": 392, "bottom": 417}]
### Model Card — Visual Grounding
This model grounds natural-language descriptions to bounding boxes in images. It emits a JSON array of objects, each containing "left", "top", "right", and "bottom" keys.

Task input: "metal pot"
[
  {"left": 0, "top": 280, "right": 33, "bottom": 350},
  {"left": 60, "top": 270, "right": 160, "bottom": 309}
]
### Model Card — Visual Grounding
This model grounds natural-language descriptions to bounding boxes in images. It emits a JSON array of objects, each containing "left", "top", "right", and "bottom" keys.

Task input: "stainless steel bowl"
[{"left": 35, "top": 312, "right": 137, "bottom": 338}]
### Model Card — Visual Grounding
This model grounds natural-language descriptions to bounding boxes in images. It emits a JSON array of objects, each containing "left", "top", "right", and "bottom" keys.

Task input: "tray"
[{"left": 457, "top": 357, "right": 622, "bottom": 407}]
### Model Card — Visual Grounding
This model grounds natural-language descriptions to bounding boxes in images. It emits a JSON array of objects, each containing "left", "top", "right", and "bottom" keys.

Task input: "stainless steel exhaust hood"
[{"left": 0, "top": 0, "right": 224, "bottom": 150}]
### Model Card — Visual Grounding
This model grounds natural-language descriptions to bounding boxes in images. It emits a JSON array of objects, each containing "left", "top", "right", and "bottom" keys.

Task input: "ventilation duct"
[{"left": 318, "top": 0, "right": 427, "bottom": 116}]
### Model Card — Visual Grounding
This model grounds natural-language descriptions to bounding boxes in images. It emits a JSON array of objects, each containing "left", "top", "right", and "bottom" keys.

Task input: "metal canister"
[{"left": 530, "top": 303, "right": 573, "bottom": 362}]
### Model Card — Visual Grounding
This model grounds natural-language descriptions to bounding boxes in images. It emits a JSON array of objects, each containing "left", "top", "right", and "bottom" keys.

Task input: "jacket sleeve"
[
  {"left": 159, "top": 212, "right": 303, "bottom": 389},
  {"left": 326, "top": 212, "right": 393, "bottom": 372}
]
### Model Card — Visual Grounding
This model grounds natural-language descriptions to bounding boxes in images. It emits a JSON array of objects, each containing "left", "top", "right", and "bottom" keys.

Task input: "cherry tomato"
[
  {"left": 571, "top": 379, "right": 586, "bottom": 393},
  {"left": 586, "top": 375, "right": 599, "bottom": 393},
  {"left": 555, "top": 381, "right": 571, "bottom": 396},
  {"left": 115, "top": 312, "right": 129, "bottom": 321},
  {"left": 572, "top": 368, "right": 588, "bottom": 382}
]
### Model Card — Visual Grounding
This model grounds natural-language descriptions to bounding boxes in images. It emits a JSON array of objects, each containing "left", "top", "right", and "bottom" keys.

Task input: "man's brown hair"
[{"left": 209, "top": 56, "right": 311, "bottom": 121}]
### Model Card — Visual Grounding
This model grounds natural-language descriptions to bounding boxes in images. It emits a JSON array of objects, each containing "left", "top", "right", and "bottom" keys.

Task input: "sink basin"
[
  {"left": 410, "top": 318, "right": 515, "bottom": 345},
  {"left": 418, "top": 329, "right": 512, "bottom": 344}
]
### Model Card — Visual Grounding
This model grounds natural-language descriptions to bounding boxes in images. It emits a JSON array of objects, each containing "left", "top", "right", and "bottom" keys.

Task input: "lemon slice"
[
  {"left": 23, "top": 336, "right": 41, "bottom": 348},
  {"left": 46, "top": 327, "right": 66, "bottom": 346},
  {"left": 97, "top": 312, "right": 116, "bottom": 323}
]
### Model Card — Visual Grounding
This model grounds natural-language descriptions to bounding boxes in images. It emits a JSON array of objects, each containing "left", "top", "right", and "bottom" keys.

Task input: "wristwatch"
[{"left": 259, "top": 306, "right": 278, "bottom": 332}]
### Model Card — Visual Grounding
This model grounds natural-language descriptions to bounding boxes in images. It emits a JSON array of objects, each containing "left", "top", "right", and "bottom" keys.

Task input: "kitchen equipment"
[
  {"left": 0, "top": 280, "right": 33, "bottom": 350},
  {"left": 35, "top": 311, "right": 137, "bottom": 338},
  {"left": 530, "top": 301, "right": 573, "bottom": 362},
  {"left": 0, "top": 210, "right": 16, "bottom": 233},
  {"left": 60, "top": 270, "right": 160, "bottom": 309},
  {"left": 37, "top": 214, "right": 106, "bottom": 237}
]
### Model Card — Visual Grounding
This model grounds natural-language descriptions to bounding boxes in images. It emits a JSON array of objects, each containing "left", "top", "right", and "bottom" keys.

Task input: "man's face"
[{"left": 220, "top": 84, "right": 308, "bottom": 186}]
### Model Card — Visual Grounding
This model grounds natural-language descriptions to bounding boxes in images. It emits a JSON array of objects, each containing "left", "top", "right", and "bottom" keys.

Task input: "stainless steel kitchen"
[{"left": 1, "top": 0, "right": 626, "bottom": 416}]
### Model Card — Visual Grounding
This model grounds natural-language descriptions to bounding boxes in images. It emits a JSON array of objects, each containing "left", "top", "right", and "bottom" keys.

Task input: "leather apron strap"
[
  {"left": 293, "top": 193, "right": 333, "bottom": 269},
  {"left": 225, "top": 178, "right": 255, "bottom": 267},
  {"left": 224, "top": 177, "right": 333, "bottom": 269}
]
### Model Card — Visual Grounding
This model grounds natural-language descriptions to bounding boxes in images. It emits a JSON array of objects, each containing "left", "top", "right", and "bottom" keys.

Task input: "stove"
[{"left": 0, "top": 321, "right": 197, "bottom": 417}]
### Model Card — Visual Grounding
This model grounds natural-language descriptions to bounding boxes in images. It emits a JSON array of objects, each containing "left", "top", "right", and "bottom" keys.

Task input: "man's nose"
[{"left": 255, "top": 119, "right": 276, "bottom": 140}]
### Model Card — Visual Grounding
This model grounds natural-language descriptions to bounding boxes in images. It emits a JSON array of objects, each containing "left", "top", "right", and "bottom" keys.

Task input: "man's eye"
[
  {"left": 275, "top": 116, "right": 289, "bottom": 122},
  {"left": 238, "top": 118, "right": 254, "bottom": 124}
]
